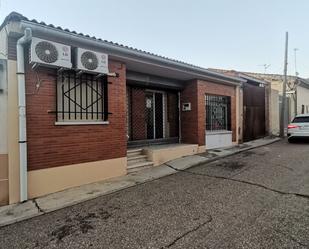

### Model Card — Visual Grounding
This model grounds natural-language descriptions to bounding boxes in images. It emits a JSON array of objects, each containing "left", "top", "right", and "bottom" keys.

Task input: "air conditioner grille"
[
  {"left": 35, "top": 41, "right": 58, "bottom": 63},
  {"left": 81, "top": 51, "right": 98, "bottom": 70}
]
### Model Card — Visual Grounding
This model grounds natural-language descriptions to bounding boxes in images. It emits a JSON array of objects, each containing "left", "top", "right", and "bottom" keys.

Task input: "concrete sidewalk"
[{"left": 0, "top": 136, "right": 280, "bottom": 227}]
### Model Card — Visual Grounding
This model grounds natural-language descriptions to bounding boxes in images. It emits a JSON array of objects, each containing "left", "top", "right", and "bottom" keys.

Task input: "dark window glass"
[
  {"left": 56, "top": 71, "right": 108, "bottom": 122},
  {"left": 292, "top": 116, "right": 309, "bottom": 123},
  {"left": 206, "top": 95, "right": 231, "bottom": 131}
]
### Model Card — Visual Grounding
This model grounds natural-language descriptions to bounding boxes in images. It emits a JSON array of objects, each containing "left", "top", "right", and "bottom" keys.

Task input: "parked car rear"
[{"left": 287, "top": 114, "right": 309, "bottom": 142}]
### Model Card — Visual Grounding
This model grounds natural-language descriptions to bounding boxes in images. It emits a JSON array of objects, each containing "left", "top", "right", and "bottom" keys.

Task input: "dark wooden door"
[{"left": 243, "top": 83, "right": 266, "bottom": 142}]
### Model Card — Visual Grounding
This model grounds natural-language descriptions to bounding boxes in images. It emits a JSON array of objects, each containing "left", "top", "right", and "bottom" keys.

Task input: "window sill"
[
  {"left": 206, "top": 130, "right": 232, "bottom": 135},
  {"left": 55, "top": 121, "right": 109, "bottom": 126}
]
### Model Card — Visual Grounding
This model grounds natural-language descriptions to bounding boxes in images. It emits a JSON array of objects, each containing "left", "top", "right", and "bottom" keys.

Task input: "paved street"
[{"left": 1, "top": 140, "right": 309, "bottom": 249}]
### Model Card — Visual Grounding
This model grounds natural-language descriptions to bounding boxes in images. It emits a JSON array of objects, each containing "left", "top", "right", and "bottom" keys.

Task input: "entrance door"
[
  {"left": 243, "top": 83, "right": 266, "bottom": 142},
  {"left": 145, "top": 91, "right": 164, "bottom": 139},
  {"left": 127, "top": 86, "right": 179, "bottom": 145}
]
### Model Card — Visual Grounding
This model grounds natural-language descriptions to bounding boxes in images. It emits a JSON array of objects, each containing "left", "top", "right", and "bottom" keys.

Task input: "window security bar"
[
  {"left": 50, "top": 71, "right": 117, "bottom": 122},
  {"left": 206, "top": 94, "right": 231, "bottom": 131}
]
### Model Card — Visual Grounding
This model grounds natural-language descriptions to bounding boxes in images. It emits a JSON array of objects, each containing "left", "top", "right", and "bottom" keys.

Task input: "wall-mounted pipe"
[{"left": 17, "top": 28, "right": 32, "bottom": 202}]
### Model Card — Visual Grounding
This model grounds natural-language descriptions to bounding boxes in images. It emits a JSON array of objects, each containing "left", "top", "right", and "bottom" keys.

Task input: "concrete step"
[
  {"left": 127, "top": 155, "right": 148, "bottom": 164},
  {"left": 127, "top": 149, "right": 143, "bottom": 157},
  {"left": 128, "top": 156, "right": 148, "bottom": 166},
  {"left": 127, "top": 161, "right": 154, "bottom": 173},
  {"left": 128, "top": 159, "right": 148, "bottom": 167}
]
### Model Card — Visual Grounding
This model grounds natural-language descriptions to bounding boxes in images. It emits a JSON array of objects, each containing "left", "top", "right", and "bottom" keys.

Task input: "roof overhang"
[
  {"left": 238, "top": 73, "right": 268, "bottom": 85},
  {"left": 297, "top": 78, "right": 309, "bottom": 89},
  {"left": 18, "top": 20, "right": 243, "bottom": 87}
]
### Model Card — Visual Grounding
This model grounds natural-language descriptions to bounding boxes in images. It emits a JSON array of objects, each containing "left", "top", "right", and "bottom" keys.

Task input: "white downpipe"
[{"left": 17, "top": 28, "right": 32, "bottom": 202}]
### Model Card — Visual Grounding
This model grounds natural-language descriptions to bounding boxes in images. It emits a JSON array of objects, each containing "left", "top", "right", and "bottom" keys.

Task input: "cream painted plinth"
[
  {"left": 198, "top": 145, "right": 206, "bottom": 153},
  {"left": 144, "top": 144, "right": 199, "bottom": 166},
  {"left": 7, "top": 60, "right": 20, "bottom": 204},
  {"left": 28, "top": 157, "right": 127, "bottom": 199}
]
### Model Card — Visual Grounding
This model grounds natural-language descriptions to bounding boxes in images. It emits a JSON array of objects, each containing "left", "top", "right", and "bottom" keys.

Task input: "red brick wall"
[
  {"left": 167, "top": 92, "right": 179, "bottom": 137},
  {"left": 180, "top": 81, "right": 199, "bottom": 144},
  {"left": 128, "top": 87, "right": 179, "bottom": 140},
  {"left": 130, "top": 87, "right": 146, "bottom": 140},
  {"left": 198, "top": 80, "right": 237, "bottom": 143},
  {"left": 25, "top": 60, "right": 127, "bottom": 171},
  {"left": 181, "top": 79, "right": 237, "bottom": 146}
]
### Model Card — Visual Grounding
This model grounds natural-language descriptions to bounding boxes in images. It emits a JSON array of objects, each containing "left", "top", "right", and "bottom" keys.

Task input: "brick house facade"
[
  {"left": 0, "top": 12, "right": 245, "bottom": 205},
  {"left": 25, "top": 59, "right": 127, "bottom": 171},
  {"left": 209, "top": 69, "right": 271, "bottom": 142},
  {"left": 181, "top": 80, "right": 237, "bottom": 146}
]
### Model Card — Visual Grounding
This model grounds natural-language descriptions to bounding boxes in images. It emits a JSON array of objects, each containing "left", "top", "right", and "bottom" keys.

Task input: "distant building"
[
  {"left": 209, "top": 69, "right": 273, "bottom": 139},
  {"left": 244, "top": 73, "right": 309, "bottom": 121}
]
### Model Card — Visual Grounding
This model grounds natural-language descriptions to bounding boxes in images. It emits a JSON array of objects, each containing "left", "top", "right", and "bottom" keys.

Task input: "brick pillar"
[
  {"left": 180, "top": 79, "right": 237, "bottom": 146},
  {"left": 167, "top": 92, "right": 179, "bottom": 138},
  {"left": 130, "top": 87, "right": 146, "bottom": 140},
  {"left": 180, "top": 80, "right": 204, "bottom": 145}
]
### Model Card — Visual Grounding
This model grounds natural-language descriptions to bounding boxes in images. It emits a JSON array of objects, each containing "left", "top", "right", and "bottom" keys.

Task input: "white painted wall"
[
  {"left": 206, "top": 131, "right": 233, "bottom": 149},
  {"left": 270, "top": 89, "right": 280, "bottom": 135},
  {"left": 0, "top": 27, "right": 8, "bottom": 154},
  {"left": 297, "top": 85, "right": 309, "bottom": 115},
  {"left": 0, "top": 25, "right": 7, "bottom": 60}
]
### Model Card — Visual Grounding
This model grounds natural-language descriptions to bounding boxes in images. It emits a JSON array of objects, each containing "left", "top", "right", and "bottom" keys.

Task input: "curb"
[{"left": 0, "top": 137, "right": 281, "bottom": 227}]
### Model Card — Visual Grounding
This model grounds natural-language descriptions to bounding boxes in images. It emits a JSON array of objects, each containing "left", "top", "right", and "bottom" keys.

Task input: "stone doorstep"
[{"left": 0, "top": 137, "right": 280, "bottom": 227}]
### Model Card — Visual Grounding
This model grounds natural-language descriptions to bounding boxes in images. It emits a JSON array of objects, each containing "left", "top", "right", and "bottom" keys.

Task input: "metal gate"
[
  {"left": 243, "top": 83, "right": 266, "bottom": 142},
  {"left": 127, "top": 86, "right": 179, "bottom": 146}
]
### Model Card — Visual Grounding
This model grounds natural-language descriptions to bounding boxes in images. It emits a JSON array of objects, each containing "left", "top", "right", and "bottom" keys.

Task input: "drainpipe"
[{"left": 17, "top": 28, "right": 32, "bottom": 202}]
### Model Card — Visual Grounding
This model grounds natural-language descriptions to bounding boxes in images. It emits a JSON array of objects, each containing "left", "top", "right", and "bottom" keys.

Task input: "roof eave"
[
  {"left": 239, "top": 73, "right": 268, "bottom": 85},
  {"left": 19, "top": 20, "right": 243, "bottom": 86}
]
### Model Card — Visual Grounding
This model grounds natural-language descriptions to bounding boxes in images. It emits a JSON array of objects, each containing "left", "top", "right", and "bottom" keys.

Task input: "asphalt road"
[{"left": 1, "top": 140, "right": 309, "bottom": 249}]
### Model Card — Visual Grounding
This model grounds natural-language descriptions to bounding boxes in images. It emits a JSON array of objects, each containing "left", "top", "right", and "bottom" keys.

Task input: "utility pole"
[
  {"left": 280, "top": 32, "right": 288, "bottom": 138},
  {"left": 294, "top": 48, "right": 299, "bottom": 116}
]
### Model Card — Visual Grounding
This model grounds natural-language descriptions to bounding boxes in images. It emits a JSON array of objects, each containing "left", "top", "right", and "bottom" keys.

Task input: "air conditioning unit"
[
  {"left": 30, "top": 37, "right": 72, "bottom": 68},
  {"left": 75, "top": 48, "right": 109, "bottom": 74}
]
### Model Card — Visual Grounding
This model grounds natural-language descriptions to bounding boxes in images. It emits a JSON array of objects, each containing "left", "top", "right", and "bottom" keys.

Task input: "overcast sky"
[{"left": 0, "top": 0, "right": 308, "bottom": 77}]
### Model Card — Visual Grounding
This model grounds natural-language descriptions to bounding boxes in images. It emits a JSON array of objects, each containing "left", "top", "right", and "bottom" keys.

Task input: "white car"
[{"left": 287, "top": 114, "right": 309, "bottom": 142}]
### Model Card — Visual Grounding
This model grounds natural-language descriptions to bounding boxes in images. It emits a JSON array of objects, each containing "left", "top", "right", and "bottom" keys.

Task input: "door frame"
[
  {"left": 242, "top": 82, "right": 266, "bottom": 142},
  {"left": 145, "top": 89, "right": 166, "bottom": 139}
]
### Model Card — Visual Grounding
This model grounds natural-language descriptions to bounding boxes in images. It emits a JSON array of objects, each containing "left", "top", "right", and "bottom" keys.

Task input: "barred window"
[
  {"left": 206, "top": 95, "right": 231, "bottom": 131},
  {"left": 56, "top": 71, "right": 108, "bottom": 123}
]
